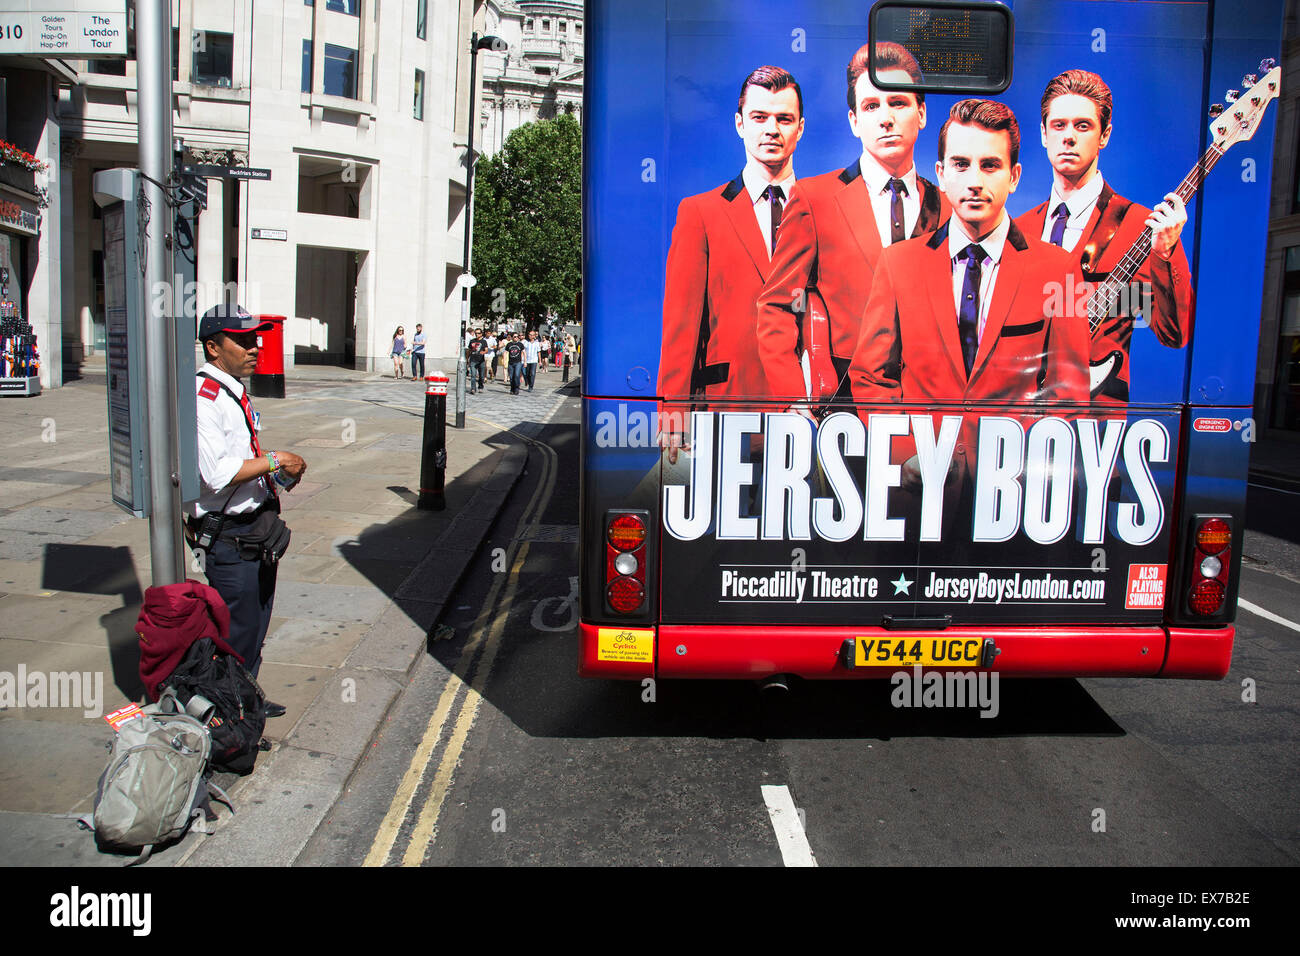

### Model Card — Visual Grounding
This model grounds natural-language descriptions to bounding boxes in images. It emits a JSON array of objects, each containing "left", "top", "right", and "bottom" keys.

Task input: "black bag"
[
  {"left": 162, "top": 638, "right": 268, "bottom": 775},
  {"left": 231, "top": 507, "right": 292, "bottom": 565}
]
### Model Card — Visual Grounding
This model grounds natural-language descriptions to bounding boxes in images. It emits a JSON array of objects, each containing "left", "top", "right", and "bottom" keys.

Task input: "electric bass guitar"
[{"left": 1083, "top": 61, "right": 1280, "bottom": 398}]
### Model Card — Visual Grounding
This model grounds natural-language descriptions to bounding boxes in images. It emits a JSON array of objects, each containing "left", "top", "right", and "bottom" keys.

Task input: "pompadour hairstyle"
[
  {"left": 1039, "top": 69, "right": 1113, "bottom": 131},
  {"left": 737, "top": 65, "right": 803, "bottom": 118},
  {"left": 938, "top": 98, "right": 1021, "bottom": 166},
  {"left": 846, "top": 41, "right": 925, "bottom": 110}
]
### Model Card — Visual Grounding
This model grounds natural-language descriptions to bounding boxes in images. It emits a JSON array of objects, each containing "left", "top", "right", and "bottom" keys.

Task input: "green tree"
[{"left": 470, "top": 113, "right": 581, "bottom": 330}]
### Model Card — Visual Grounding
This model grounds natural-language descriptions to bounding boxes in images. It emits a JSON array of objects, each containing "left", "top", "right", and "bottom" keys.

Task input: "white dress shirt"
[
  {"left": 948, "top": 214, "right": 1012, "bottom": 344},
  {"left": 858, "top": 151, "right": 921, "bottom": 246},
  {"left": 1040, "top": 171, "right": 1105, "bottom": 252},
  {"left": 742, "top": 164, "right": 797, "bottom": 258},
  {"left": 192, "top": 362, "right": 270, "bottom": 517}
]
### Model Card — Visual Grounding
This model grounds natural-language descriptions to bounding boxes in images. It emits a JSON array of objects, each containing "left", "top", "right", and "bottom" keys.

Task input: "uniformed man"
[{"left": 188, "top": 304, "right": 307, "bottom": 713}]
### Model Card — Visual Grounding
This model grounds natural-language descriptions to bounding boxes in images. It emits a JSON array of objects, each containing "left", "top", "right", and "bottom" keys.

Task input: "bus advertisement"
[{"left": 579, "top": 0, "right": 1285, "bottom": 682}]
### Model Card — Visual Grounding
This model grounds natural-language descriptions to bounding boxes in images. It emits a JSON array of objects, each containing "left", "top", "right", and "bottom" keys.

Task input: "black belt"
[{"left": 186, "top": 498, "right": 277, "bottom": 533}]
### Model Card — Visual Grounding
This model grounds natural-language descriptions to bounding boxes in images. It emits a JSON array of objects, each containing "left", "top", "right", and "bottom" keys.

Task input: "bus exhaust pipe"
[{"left": 759, "top": 674, "right": 792, "bottom": 694}]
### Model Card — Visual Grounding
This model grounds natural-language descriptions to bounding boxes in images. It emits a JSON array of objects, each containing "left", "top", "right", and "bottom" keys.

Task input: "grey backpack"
[{"left": 80, "top": 690, "right": 233, "bottom": 865}]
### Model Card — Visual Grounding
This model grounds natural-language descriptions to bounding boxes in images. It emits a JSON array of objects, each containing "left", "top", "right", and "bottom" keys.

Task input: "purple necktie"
[
  {"left": 957, "top": 244, "right": 984, "bottom": 378},
  {"left": 1048, "top": 202, "right": 1069, "bottom": 247},
  {"left": 765, "top": 184, "right": 785, "bottom": 253},
  {"left": 888, "top": 178, "right": 907, "bottom": 244}
]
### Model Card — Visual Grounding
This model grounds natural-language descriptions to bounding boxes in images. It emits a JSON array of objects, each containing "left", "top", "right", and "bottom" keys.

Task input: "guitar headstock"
[{"left": 1207, "top": 61, "right": 1281, "bottom": 151}]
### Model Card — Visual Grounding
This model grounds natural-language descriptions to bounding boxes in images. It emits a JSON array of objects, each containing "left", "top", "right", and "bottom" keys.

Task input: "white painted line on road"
[
  {"left": 761, "top": 784, "right": 817, "bottom": 867},
  {"left": 1238, "top": 598, "right": 1300, "bottom": 634},
  {"left": 1247, "top": 482, "right": 1300, "bottom": 497}
]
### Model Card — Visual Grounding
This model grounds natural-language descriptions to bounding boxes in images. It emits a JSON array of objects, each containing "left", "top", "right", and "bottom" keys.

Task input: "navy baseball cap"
[{"left": 198, "top": 303, "right": 274, "bottom": 341}]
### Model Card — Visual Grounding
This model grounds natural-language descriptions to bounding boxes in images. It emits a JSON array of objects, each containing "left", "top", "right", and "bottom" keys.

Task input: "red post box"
[{"left": 250, "top": 314, "right": 287, "bottom": 399}]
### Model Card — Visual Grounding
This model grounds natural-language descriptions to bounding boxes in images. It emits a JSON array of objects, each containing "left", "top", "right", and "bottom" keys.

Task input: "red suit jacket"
[
  {"left": 1015, "top": 182, "right": 1193, "bottom": 404},
  {"left": 658, "top": 173, "right": 775, "bottom": 428},
  {"left": 756, "top": 158, "right": 949, "bottom": 401},
  {"left": 849, "top": 220, "right": 1090, "bottom": 469}
]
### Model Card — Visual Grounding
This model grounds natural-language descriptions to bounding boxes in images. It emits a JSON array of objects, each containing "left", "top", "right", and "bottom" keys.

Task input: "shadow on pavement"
[
  {"left": 334, "top": 429, "right": 523, "bottom": 642},
  {"left": 41, "top": 543, "right": 145, "bottom": 701}
]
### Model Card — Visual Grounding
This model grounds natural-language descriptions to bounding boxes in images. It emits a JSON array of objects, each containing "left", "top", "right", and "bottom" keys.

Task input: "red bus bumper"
[{"left": 578, "top": 622, "right": 1234, "bottom": 680}]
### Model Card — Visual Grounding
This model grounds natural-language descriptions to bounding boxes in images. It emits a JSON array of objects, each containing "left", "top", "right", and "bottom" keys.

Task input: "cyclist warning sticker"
[
  {"left": 597, "top": 627, "right": 654, "bottom": 663},
  {"left": 1125, "top": 564, "right": 1168, "bottom": 609}
]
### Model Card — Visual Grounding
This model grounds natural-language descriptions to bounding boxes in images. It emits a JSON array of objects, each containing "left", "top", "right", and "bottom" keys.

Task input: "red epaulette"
[{"left": 198, "top": 378, "right": 221, "bottom": 401}]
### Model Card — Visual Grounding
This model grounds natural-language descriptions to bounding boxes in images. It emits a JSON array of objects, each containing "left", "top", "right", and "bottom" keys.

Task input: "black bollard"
[
  {"left": 562, "top": 350, "right": 571, "bottom": 383},
  {"left": 418, "top": 373, "right": 448, "bottom": 510}
]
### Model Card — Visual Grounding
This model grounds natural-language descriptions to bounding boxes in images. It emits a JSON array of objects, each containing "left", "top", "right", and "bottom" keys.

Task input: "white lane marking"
[
  {"left": 761, "top": 784, "right": 817, "bottom": 867},
  {"left": 1247, "top": 482, "right": 1300, "bottom": 497},
  {"left": 1238, "top": 598, "right": 1300, "bottom": 634}
]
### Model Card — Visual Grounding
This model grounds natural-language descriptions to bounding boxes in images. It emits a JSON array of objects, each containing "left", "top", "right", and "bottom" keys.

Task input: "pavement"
[{"left": 0, "top": 354, "right": 576, "bottom": 866}]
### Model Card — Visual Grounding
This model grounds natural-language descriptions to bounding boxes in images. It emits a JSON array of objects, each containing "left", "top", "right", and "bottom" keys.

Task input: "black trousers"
[{"left": 205, "top": 538, "right": 278, "bottom": 677}]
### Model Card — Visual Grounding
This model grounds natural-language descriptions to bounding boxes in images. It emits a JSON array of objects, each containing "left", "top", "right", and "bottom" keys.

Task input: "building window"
[
  {"left": 416, "top": 0, "right": 427, "bottom": 39},
  {"left": 575, "top": 23, "right": 582, "bottom": 37},
  {"left": 304, "top": 0, "right": 359, "bottom": 13},
  {"left": 542, "top": 19, "right": 549, "bottom": 32},
  {"left": 1272, "top": 246, "right": 1300, "bottom": 430},
  {"left": 323, "top": 43, "right": 357, "bottom": 98},
  {"left": 301, "top": 39, "right": 313, "bottom": 93},
  {"left": 525, "top": 18, "right": 533, "bottom": 31},
  {"left": 192, "top": 31, "right": 234, "bottom": 87},
  {"left": 413, "top": 69, "right": 424, "bottom": 120},
  {"left": 1293, "top": 128, "right": 1300, "bottom": 214},
  {"left": 559, "top": 21, "right": 567, "bottom": 34}
]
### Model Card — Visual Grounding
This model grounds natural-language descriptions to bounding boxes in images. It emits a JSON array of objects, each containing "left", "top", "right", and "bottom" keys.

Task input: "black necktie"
[
  {"left": 1049, "top": 202, "right": 1069, "bottom": 247},
  {"left": 957, "top": 244, "right": 985, "bottom": 378},
  {"left": 888, "top": 178, "right": 908, "bottom": 244},
  {"left": 766, "top": 184, "right": 785, "bottom": 253}
]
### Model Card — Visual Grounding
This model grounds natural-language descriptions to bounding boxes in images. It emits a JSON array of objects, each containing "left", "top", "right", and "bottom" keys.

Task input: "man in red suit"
[
  {"left": 850, "top": 99, "right": 1089, "bottom": 486},
  {"left": 657, "top": 65, "right": 805, "bottom": 460},
  {"left": 1015, "top": 69, "right": 1193, "bottom": 405},
  {"left": 756, "top": 41, "right": 948, "bottom": 412}
]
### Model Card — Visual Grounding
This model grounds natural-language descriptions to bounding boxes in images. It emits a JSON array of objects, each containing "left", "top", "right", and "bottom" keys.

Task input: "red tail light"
[
  {"left": 1187, "top": 516, "right": 1231, "bottom": 618},
  {"left": 604, "top": 510, "right": 649, "bottom": 615},
  {"left": 1188, "top": 579, "right": 1226, "bottom": 616}
]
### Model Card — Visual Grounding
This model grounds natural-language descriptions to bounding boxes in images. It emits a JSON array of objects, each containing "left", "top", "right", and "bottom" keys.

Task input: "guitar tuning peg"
[
  {"left": 1225, "top": 89, "right": 1239, "bottom": 103},
  {"left": 1259, "top": 58, "right": 1277, "bottom": 73},
  {"left": 1242, "top": 73, "right": 1258, "bottom": 86},
  {"left": 1208, "top": 103, "right": 1225, "bottom": 117}
]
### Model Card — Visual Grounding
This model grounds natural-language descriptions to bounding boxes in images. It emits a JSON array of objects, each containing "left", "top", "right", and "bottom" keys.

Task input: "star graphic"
[{"left": 892, "top": 573, "right": 913, "bottom": 596}]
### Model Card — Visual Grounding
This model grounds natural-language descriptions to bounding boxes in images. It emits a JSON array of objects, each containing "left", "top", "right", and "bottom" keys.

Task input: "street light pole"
[{"left": 456, "top": 31, "right": 506, "bottom": 429}]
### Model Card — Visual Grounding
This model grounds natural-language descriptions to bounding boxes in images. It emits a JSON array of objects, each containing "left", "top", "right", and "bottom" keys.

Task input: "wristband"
[{"left": 266, "top": 452, "right": 280, "bottom": 474}]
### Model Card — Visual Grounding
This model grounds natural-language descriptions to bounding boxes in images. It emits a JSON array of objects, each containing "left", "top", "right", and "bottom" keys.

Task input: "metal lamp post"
[{"left": 455, "top": 31, "right": 507, "bottom": 428}]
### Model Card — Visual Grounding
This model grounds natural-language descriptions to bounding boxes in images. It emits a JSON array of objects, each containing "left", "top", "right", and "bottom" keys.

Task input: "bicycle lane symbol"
[{"left": 531, "top": 575, "right": 579, "bottom": 632}]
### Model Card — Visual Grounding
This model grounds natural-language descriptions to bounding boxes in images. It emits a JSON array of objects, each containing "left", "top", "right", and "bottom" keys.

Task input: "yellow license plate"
[{"left": 854, "top": 636, "right": 984, "bottom": 667}]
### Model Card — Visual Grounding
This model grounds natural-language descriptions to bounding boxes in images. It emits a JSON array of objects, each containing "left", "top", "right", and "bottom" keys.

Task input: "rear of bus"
[{"left": 578, "top": 0, "right": 1285, "bottom": 681}]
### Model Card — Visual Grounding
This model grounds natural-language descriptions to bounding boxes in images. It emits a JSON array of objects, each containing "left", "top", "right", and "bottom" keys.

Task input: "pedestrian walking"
[
  {"left": 391, "top": 326, "right": 406, "bottom": 379},
  {"left": 524, "top": 330, "right": 541, "bottom": 391},
  {"left": 467, "top": 328, "right": 486, "bottom": 393},
  {"left": 505, "top": 333, "right": 526, "bottom": 394},
  {"left": 410, "top": 324, "right": 426, "bottom": 380}
]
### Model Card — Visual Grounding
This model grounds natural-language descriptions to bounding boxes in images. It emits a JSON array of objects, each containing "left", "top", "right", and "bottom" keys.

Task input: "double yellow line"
[{"left": 364, "top": 419, "right": 558, "bottom": 866}]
